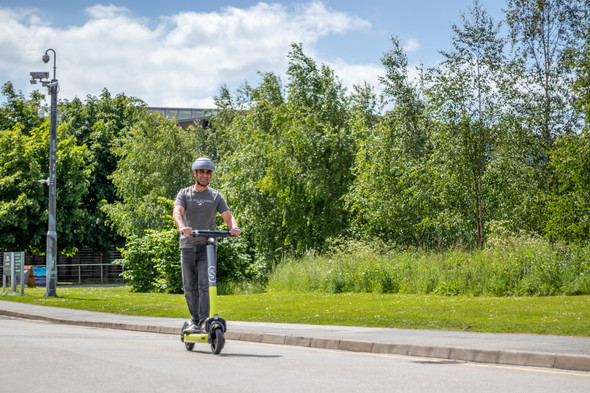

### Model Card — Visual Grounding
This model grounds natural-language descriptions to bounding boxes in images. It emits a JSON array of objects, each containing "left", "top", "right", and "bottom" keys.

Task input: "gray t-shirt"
[{"left": 173, "top": 186, "right": 229, "bottom": 247}]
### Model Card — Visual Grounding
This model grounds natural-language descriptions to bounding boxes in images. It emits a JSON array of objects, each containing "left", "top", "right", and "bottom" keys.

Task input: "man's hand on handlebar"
[{"left": 180, "top": 226, "right": 193, "bottom": 237}]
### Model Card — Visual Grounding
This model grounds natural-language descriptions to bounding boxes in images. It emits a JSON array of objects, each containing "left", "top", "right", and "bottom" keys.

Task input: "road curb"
[
  {"left": 226, "top": 331, "right": 590, "bottom": 372},
  {"left": 2, "top": 309, "right": 589, "bottom": 372}
]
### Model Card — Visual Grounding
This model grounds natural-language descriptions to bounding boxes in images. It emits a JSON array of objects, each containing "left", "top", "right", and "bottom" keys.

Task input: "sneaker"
[{"left": 183, "top": 322, "right": 201, "bottom": 334}]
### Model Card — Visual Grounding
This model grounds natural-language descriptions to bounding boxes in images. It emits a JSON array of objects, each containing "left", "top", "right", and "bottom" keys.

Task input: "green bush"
[
  {"left": 217, "top": 237, "right": 254, "bottom": 283},
  {"left": 117, "top": 228, "right": 181, "bottom": 293}
]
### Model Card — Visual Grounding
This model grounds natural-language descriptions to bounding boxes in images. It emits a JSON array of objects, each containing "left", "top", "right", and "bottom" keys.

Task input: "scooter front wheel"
[{"left": 210, "top": 328, "right": 225, "bottom": 354}]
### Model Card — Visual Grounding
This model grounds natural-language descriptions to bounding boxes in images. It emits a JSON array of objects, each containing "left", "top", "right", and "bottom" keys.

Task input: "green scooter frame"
[{"left": 180, "top": 230, "right": 231, "bottom": 354}]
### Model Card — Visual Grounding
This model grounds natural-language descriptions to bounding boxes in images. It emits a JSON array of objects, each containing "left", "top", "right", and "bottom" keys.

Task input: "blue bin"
[{"left": 32, "top": 266, "right": 46, "bottom": 287}]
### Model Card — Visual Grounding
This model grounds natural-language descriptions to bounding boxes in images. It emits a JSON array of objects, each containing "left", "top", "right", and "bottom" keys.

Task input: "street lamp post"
[{"left": 30, "top": 49, "right": 59, "bottom": 297}]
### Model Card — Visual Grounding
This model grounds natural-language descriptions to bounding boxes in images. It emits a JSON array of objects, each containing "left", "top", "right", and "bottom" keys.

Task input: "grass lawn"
[{"left": 1, "top": 286, "right": 589, "bottom": 336}]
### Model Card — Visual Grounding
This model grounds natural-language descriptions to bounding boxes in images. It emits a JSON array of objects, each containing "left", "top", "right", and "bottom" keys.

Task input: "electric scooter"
[{"left": 180, "top": 230, "right": 233, "bottom": 354}]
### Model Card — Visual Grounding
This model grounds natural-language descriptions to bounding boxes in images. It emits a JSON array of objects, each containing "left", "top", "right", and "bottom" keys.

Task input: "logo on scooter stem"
[{"left": 208, "top": 266, "right": 216, "bottom": 285}]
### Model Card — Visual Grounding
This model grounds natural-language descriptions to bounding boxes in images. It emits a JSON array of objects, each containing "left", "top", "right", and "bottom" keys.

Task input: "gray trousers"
[{"left": 180, "top": 245, "right": 209, "bottom": 323}]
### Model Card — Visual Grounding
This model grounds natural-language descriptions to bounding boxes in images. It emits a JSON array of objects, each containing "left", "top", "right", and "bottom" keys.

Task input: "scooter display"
[{"left": 180, "top": 230, "right": 233, "bottom": 354}]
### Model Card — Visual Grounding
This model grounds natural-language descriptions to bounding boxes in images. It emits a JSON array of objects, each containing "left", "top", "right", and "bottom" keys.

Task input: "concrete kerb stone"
[
  {"left": 310, "top": 337, "right": 340, "bottom": 350},
  {"left": 554, "top": 354, "right": 590, "bottom": 372},
  {"left": 232, "top": 331, "right": 263, "bottom": 343},
  {"left": 160, "top": 326, "right": 178, "bottom": 335},
  {"left": 371, "top": 343, "right": 412, "bottom": 356},
  {"left": 339, "top": 339, "right": 373, "bottom": 353},
  {"left": 285, "top": 335, "right": 311, "bottom": 347},
  {"left": 450, "top": 347, "right": 500, "bottom": 364},
  {"left": 260, "top": 333, "right": 287, "bottom": 345},
  {"left": 498, "top": 350, "right": 556, "bottom": 369},
  {"left": 412, "top": 345, "right": 452, "bottom": 360}
]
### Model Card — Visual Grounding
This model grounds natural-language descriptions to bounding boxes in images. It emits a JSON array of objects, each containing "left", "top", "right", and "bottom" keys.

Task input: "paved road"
[
  {"left": 1, "top": 300, "right": 589, "bottom": 372},
  {"left": 2, "top": 316, "right": 589, "bottom": 393}
]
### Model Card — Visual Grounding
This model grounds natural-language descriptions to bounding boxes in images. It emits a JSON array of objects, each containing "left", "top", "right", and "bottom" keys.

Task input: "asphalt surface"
[{"left": 1, "top": 299, "right": 589, "bottom": 372}]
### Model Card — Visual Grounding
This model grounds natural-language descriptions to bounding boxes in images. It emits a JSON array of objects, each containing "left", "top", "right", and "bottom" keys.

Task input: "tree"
[
  {"left": 425, "top": 0, "right": 505, "bottom": 248},
  {"left": 504, "top": 0, "right": 584, "bottom": 236},
  {"left": 546, "top": 3, "right": 590, "bottom": 243},
  {"left": 102, "top": 112, "right": 206, "bottom": 237},
  {"left": 547, "top": 132, "right": 590, "bottom": 242},
  {"left": 571, "top": 2, "right": 590, "bottom": 123},
  {"left": 0, "top": 82, "right": 45, "bottom": 134},
  {"left": 59, "top": 90, "right": 147, "bottom": 258},
  {"left": 346, "top": 36, "right": 437, "bottom": 248},
  {"left": 0, "top": 87, "right": 91, "bottom": 253},
  {"left": 214, "top": 44, "right": 356, "bottom": 261}
]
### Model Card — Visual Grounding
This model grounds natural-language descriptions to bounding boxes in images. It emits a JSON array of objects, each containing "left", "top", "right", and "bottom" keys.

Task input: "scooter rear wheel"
[
  {"left": 210, "top": 328, "right": 225, "bottom": 354},
  {"left": 185, "top": 342, "right": 195, "bottom": 351}
]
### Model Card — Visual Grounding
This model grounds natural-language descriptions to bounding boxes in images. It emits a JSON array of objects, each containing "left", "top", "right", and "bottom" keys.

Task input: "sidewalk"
[{"left": 1, "top": 300, "right": 589, "bottom": 372}]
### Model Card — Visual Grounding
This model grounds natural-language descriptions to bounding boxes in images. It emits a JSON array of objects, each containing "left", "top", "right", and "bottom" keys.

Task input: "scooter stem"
[{"left": 206, "top": 240, "right": 218, "bottom": 317}]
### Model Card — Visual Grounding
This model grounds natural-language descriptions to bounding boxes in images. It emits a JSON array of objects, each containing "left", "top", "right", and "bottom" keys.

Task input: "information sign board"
[{"left": 2, "top": 252, "right": 25, "bottom": 295}]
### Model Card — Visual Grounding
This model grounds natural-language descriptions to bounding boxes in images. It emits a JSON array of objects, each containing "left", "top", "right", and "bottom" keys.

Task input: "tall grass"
[{"left": 268, "top": 234, "right": 590, "bottom": 296}]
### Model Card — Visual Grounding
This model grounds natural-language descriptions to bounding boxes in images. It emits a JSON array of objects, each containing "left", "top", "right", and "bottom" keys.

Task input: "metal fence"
[
  {"left": 56, "top": 263, "right": 124, "bottom": 284},
  {"left": 1, "top": 248, "right": 125, "bottom": 285}
]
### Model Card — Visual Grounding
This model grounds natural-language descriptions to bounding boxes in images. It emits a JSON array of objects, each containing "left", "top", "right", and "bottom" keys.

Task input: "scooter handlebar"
[{"left": 191, "top": 230, "right": 233, "bottom": 238}]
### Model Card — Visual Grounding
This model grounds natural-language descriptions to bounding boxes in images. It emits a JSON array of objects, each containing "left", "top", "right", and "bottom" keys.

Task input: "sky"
[{"left": 0, "top": 0, "right": 505, "bottom": 108}]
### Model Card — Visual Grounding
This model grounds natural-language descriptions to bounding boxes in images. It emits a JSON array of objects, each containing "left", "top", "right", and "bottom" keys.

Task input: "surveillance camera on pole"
[{"left": 30, "top": 71, "right": 49, "bottom": 85}]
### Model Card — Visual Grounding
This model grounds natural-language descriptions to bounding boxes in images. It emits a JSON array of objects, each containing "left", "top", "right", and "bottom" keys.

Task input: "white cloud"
[
  {"left": 403, "top": 38, "right": 420, "bottom": 52},
  {"left": 329, "top": 59, "right": 383, "bottom": 93},
  {"left": 0, "top": 2, "right": 374, "bottom": 108}
]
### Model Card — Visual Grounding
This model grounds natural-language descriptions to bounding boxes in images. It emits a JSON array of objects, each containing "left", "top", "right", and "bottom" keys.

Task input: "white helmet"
[{"left": 191, "top": 157, "right": 215, "bottom": 171}]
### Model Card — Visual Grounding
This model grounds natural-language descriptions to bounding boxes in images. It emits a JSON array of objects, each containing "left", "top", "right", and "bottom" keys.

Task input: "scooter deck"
[{"left": 183, "top": 333, "right": 209, "bottom": 344}]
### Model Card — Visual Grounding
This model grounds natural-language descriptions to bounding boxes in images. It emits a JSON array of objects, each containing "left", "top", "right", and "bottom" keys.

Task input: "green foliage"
[
  {"left": 571, "top": 4, "right": 590, "bottom": 123},
  {"left": 216, "top": 237, "right": 255, "bottom": 283},
  {"left": 103, "top": 112, "right": 202, "bottom": 237},
  {"left": 59, "top": 90, "right": 147, "bottom": 252},
  {"left": 424, "top": 2, "right": 504, "bottom": 248},
  {"left": 0, "top": 93, "right": 91, "bottom": 253},
  {"left": 3, "top": 1, "right": 590, "bottom": 293},
  {"left": 117, "top": 227, "right": 181, "bottom": 293},
  {"left": 214, "top": 44, "right": 356, "bottom": 262},
  {"left": 0, "top": 82, "right": 45, "bottom": 134},
  {"left": 503, "top": 0, "right": 585, "bottom": 238},
  {"left": 268, "top": 234, "right": 590, "bottom": 297},
  {"left": 346, "top": 36, "right": 440, "bottom": 249},
  {"left": 547, "top": 133, "right": 590, "bottom": 242}
]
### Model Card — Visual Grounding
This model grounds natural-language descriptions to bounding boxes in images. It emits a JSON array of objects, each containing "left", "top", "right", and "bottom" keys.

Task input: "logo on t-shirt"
[{"left": 195, "top": 198, "right": 213, "bottom": 206}]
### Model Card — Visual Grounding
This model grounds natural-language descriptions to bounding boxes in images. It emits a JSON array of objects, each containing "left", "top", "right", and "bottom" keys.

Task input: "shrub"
[
  {"left": 217, "top": 236, "right": 255, "bottom": 283},
  {"left": 117, "top": 228, "right": 181, "bottom": 293}
]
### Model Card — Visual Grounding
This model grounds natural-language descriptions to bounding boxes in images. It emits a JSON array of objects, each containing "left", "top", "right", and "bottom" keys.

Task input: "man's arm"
[
  {"left": 220, "top": 210, "right": 241, "bottom": 237},
  {"left": 173, "top": 205, "right": 192, "bottom": 237}
]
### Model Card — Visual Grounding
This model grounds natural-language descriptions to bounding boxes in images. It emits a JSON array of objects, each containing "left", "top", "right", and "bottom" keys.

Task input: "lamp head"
[{"left": 42, "top": 53, "right": 50, "bottom": 63}]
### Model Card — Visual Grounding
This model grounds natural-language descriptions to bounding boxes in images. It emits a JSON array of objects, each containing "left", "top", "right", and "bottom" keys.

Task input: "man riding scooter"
[{"left": 172, "top": 157, "right": 241, "bottom": 334}]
